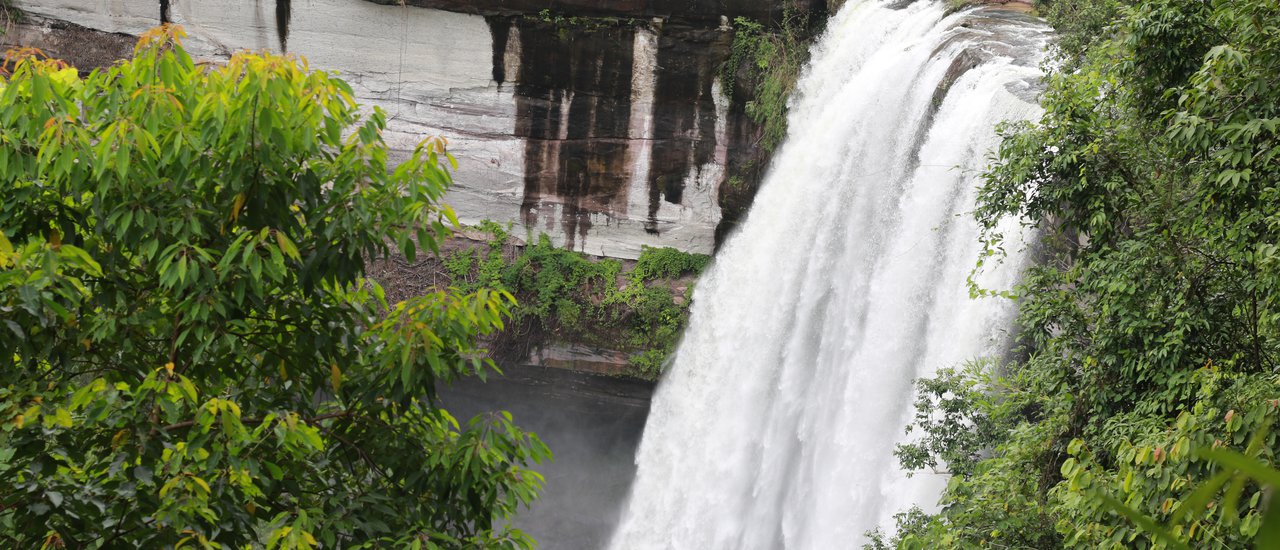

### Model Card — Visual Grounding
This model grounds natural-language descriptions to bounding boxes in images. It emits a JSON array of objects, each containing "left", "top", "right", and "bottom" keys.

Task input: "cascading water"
[{"left": 608, "top": 1, "right": 1049, "bottom": 548}]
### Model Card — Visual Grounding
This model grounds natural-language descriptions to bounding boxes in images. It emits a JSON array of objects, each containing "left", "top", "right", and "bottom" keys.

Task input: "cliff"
[
  {"left": 369, "top": 0, "right": 818, "bottom": 23},
  {"left": 7, "top": 0, "right": 821, "bottom": 259}
]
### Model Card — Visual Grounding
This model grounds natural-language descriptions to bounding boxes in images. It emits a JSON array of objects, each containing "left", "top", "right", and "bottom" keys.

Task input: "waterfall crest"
[{"left": 608, "top": 1, "right": 1049, "bottom": 547}]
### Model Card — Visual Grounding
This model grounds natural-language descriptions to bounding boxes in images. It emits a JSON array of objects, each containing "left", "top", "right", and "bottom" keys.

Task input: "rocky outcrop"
[
  {"left": 365, "top": 229, "right": 704, "bottom": 379},
  {"left": 1, "top": 15, "right": 135, "bottom": 71},
  {"left": 9, "top": 0, "right": 819, "bottom": 259}
]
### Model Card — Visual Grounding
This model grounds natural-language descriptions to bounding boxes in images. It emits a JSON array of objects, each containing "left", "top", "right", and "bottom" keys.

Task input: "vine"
[
  {"left": 1, "top": 0, "right": 21, "bottom": 35},
  {"left": 721, "top": 7, "right": 812, "bottom": 151}
]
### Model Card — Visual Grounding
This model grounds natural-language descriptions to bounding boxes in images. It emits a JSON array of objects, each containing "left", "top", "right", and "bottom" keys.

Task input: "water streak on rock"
[
  {"left": 511, "top": 20, "right": 637, "bottom": 250},
  {"left": 275, "top": 0, "right": 291, "bottom": 51}
]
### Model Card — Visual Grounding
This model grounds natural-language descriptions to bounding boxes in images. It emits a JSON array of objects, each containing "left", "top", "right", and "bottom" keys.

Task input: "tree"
[
  {"left": 0, "top": 26, "right": 547, "bottom": 548},
  {"left": 888, "top": 0, "right": 1280, "bottom": 547}
]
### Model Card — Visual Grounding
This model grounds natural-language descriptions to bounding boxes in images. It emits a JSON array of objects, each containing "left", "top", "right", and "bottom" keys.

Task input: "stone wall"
[{"left": 9, "top": 0, "right": 817, "bottom": 259}]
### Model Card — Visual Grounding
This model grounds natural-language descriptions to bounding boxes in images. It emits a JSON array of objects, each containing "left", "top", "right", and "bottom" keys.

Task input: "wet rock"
[
  {"left": 509, "top": 19, "right": 638, "bottom": 250},
  {"left": 528, "top": 342, "right": 632, "bottom": 375},
  {"left": 10, "top": 0, "right": 812, "bottom": 259},
  {"left": 366, "top": 0, "right": 823, "bottom": 26}
]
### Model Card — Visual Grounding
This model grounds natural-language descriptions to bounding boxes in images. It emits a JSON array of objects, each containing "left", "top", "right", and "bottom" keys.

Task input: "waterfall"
[{"left": 607, "top": 1, "right": 1049, "bottom": 548}]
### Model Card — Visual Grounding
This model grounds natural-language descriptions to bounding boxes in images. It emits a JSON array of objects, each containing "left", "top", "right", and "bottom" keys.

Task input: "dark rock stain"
[
  {"left": 509, "top": 19, "right": 636, "bottom": 250},
  {"left": 715, "top": 103, "right": 770, "bottom": 246},
  {"left": 645, "top": 23, "right": 723, "bottom": 234},
  {"left": 487, "top": 16, "right": 512, "bottom": 85},
  {"left": 276, "top": 0, "right": 292, "bottom": 52},
  {"left": 388, "top": 0, "right": 828, "bottom": 252},
  {"left": 498, "top": 16, "right": 736, "bottom": 245},
  {"left": 474, "top": 4, "right": 818, "bottom": 251},
  {"left": 160, "top": 0, "right": 171, "bottom": 24},
  {"left": 370, "top": 0, "right": 823, "bottom": 27}
]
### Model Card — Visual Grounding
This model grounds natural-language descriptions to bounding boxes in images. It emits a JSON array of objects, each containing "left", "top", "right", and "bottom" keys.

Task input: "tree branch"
[{"left": 162, "top": 410, "right": 352, "bottom": 431}]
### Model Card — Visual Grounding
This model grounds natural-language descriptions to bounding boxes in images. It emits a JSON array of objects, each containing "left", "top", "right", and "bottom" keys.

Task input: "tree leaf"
[{"left": 1096, "top": 492, "right": 1192, "bottom": 550}]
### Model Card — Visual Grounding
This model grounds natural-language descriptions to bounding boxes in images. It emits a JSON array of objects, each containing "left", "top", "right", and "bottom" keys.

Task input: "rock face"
[
  {"left": 10, "top": 0, "right": 817, "bottom": 258},
  {"left": 372, "top": 0, "right": 820, "bottom": 25},
  {"left": 0, "top": 16, "right": 136, "bottom": 71}
]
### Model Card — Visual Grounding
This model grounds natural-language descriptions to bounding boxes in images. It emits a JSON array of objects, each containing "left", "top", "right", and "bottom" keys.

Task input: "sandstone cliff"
[{"left": 8, "top": 0, "right": 821, "bottom": 259}]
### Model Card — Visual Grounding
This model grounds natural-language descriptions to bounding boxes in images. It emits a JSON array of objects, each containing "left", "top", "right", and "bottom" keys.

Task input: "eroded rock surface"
[
  {"left": 370, "top": 0, "right": 822, "bottom": 25},
  {"left": 11, "top": 0, "right": 812, "bottom": 258}
]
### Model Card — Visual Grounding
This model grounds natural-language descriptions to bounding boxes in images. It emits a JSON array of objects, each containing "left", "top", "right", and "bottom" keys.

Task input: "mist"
[{"left": 441, "top": 365, "right": 653, "bottom": 549}]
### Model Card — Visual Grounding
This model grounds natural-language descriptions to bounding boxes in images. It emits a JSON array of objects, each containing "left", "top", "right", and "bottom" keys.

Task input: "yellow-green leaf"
[
  {"left": 275, "top": 231, "right": 300, "bottom": 261},
  {"left": 48, "top": 67, "right": 82, "bottom": 92}
]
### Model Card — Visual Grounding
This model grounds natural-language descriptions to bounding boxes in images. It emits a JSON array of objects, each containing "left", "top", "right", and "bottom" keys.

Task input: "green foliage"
[
  {"left": 942, "top": 0, "right": 980, "bottom": 13},
  {"left": 528, "top": 9, "right": 638, "bottom": 34},
  {"left": 894, "top": 362, "right": 1007, "bottom": 479},
  {"left": 0, "top": 28, "right": 546, "bottom": 548},
  {"left": 628, "top": 245, "right": 711, "bottom": 283},
  {"left": 890, "top": 0, "right": 1280, "bottom": 547},
  {"left": 1038, "top": 0, "right": 1132, "bottom": 62},
  {"left": 441, "top": 228, "right": 708, "bottom": 379},
  {"left": 443, "top": 247, "right": 476, "bottom": 282},
  {"left": 864, "top": 507, "right": 932, "bottom": 550},
  {"left": 504, "top": 235, "right": 613, "bottom": 324},
  {"left": 722, "top": 10, "right": 811, "bottom": 151},
  {"left": 627, "top": 348, "right": 670, "bottom": 380},
  {"left": 1055, "top": 382, "right": 1280, "bottom": 548},
  {"left": 882, "top": 362, "right": 1067, "bottom": 549},
  {"left": 721, "top": 17, "right": 766, "bottom": 97},
  {"left": 1061, "top": 430, "right": 1280, "bottom": 549}
]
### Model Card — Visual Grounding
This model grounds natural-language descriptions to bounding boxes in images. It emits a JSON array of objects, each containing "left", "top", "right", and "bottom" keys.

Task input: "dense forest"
[{"left": 880, "top": 0, "right": 1280, "bottom": 547}]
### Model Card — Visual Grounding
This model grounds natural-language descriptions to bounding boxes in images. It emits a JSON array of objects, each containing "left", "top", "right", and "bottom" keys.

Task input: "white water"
[{"left": 609, "top": 2, "right": 1049, "bottom": 548}]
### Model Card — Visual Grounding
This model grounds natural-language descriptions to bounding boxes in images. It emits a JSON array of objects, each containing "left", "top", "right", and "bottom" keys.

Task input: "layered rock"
[
  {"left": 370, "top": 0, "right": 821, "bottom": 25},
  {"left": 9, "top": 0, "right": 815, "bottom": 258}
]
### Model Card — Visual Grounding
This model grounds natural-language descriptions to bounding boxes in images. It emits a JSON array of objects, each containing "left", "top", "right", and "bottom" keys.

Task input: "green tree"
[
  {"left": 888, "top": 0, "right": 1280, "bottom": 547},
  {"left": 0, "top": 27, "right": 546, "bottom": 548}
]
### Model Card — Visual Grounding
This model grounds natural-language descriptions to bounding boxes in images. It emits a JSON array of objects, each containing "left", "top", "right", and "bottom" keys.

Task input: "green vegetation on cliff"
[
  {"left": 0, "top": 28, "right": 546, "bottom": 548},
  {"left": 723, "top": 8, "right": 813, "bottom": 152},
  {"left": 439, "top": 223, "right": 709, "bottom": 380},
  {"left": 880, "top": 0, "right": 1280, "bottom": 547}
]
